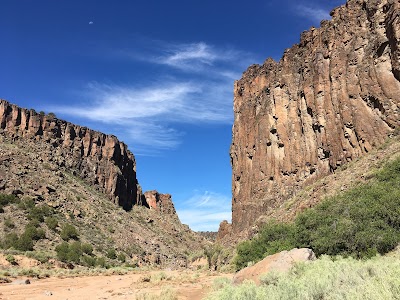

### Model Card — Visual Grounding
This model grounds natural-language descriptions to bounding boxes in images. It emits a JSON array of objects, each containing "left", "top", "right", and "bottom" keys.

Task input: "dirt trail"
[{"left": 0, "top": 270, "right": 232, "bottom": 300}]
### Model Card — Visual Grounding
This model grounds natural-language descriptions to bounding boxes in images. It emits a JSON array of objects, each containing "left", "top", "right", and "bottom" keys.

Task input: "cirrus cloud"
[{"left": 50, "top": 40, "right": 253, "bottom": 155}]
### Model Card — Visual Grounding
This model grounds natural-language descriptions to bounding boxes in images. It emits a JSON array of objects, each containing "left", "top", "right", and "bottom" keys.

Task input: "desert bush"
[
  {"left": 68, "top": 241, "right": 83, "bottom": 263},
  {"left": 82, "top": 255, "right": 96, "bottom": 267},
  {"left": 151, "top": 271, "right": 168, "bottom": 283},
  {"left": 234, "top": 157, "right": 400, "bottom": 270},
  {"left": 0, "top": 194, "right": 18, "bottom": 212},
  {"left": 135, "top": 286, "right": 178, "bottom": 300},
  {"left": 55, "top": 241, "right": 82, "bottom": 263},
  {"left": 17, "top": 198, "right": 35, "bottom": 210},
  {"left": 81, "top": 243, "right": 94, "bottom": 256},
  {"left": 96, "top": 257, "right": 107, "bottom": 268},
  {"left": 15, "top": 233, "right": 34, "bottom": 251},
  {"left": 2, "top": 233, "right": 19, "bottom": 249},
  {"left": 47, "top": 112, "right": 56, "bottom": 119},
  {"left": 207, "top": 255, "right": 400, "bottom": 300},
  {"left": 117, "top": 253, "right": 126, "bottom": 262},
  {"left": 55, "top": 242, "right": 70, "bottom": 262},
  {"left": 45, "top": 217, "right": 58, "bottom": 231},
  {"left": 23, "top": 224, "right": 46, "bottom": 241},
  {"left": 204, "top": 244, "right": 225, "bottom": 270},
  {"left": 234, "top": 222, "right": 296, "bottom": 271},
  {"left": 5, "top": 254, "right": 17, "bottom": 265},
  {"left": 3, "top": 218, "right": 15, "bottom": 229},
  {"left": 1, "top": 222, "right": 45, "bottom": 251},
  {"left": 27, "top": 204, "right": 54, "bottom": 222},
  {"left": 60, "top": 223, "right": 79, "bottom": 241},
  {"left": 106, "top": 248, "right": 117, "bottom": 259},
  {"left": 25, "top": 251, "right": 51, "bottom": 263}
]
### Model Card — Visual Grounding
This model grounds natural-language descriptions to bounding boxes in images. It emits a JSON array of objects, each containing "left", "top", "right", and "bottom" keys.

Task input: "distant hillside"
[{"left": 0, "top": 99, "right": 204, "bottom": 268}]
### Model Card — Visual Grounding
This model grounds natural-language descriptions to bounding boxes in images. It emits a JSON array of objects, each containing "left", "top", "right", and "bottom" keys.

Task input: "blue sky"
[{"left": 0, "top": 0, "right": 345, "bottom": 231}]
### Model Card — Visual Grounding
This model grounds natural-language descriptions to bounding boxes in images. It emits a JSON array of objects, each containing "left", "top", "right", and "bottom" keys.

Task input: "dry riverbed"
[{"left": 0, "top": 269, "right": 233, "bottom": 300}]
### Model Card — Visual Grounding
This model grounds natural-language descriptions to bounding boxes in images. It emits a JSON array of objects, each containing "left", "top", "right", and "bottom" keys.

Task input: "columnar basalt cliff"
[
  {"left": 0, "top": 99, "right": 142, "bottom": 210},
  {"left": 230, "top": 0, "right": 400, "bottom": 234}
]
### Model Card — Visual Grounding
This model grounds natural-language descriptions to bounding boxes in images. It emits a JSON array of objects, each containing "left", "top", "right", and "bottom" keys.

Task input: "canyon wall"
[
  {"left": 230, "top": 0, "right": 400, "bottom": 234},
  {"left": 0, "top": 99, "right": 142, "bottom": 210}
]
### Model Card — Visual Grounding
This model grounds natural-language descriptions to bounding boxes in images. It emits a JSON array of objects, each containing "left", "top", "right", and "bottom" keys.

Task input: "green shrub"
[
  {"left": 47, "top": 112, "right": 56, "bottom": 119},
  {"left": 81, "top": 243, "right": 93, "bottom": 256},
  {"left": 2, "top": 233, "right": 19, "bottom": 249},
  {"left": 234, "top": 157, "right": 400, "bottom": 270},
  {"left": 60, "top": 223, "right": 79, "bottom": 241},
  {"left": 3, "top": 218, "right": 15, "bottom": 229},
  {"left": 82, "top": 255, "right": 96, "bottom": 267},
  {"left": 27, "top": 204, "right": 54, "bottom": 222},
  {"left": 16, "top": 233, "right": 34, "bottom": 251},
  {"left": 234, "top": 222, "right": 296, "bottom": 271},
  {"left": 0, "top": 194, "right": 18, "bottom": 212},
  {"left": 96, "top": 257, "right": 107, "bottom": 268},
  {"left": 45, "top": 217, "right": 58, "bottom": 231},
  {"left": 0, "top": 194, "right": 18, "bottom": 205},
  {"left": 68, "top": 241, "right": 83, "bottom": 263},
  {"left": 5, "top": 254, "right": 17, "bottom": 265},
  {"left": 24, "top": 224, "right": 46, "bottom": 241},
  {"left": 55, "top": 241, "right": 82, "bottom": 263},
  {"left": 117, "top": 253, "right": 126, "bottom": 263},
  {"left": 25, "top": 251, "right": 51, "bottom": 263},
  {"left": 207, "top": 255, "right": 400, "bottom": 300},
  {"left": 106, "top": 249, "right": 117, "bottom": 259},
  {"left": 17, "top": 198, "right": 35, "bottom": 210},
  {"left": 55, "top": 242, "right": 70, "bottom": 262}
]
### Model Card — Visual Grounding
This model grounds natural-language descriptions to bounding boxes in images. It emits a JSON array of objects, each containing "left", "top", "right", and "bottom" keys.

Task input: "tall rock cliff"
[
  {"left": 0, "top": 99, "right": 142, "bottom": 210},
  {"left": 230, "top": 0, "right": 400, "bottom": 234}
]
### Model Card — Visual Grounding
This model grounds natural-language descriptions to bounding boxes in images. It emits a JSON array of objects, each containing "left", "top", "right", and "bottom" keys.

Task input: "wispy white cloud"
[
  {"left": 50, "top": 40, "right": 254, "bottom": 154},
  {"left": 153, "top": 42, "right": 247, "bottom": 75},
  {"left": 294, "top": 4, "right": 331, "bottom": 23},
  {"left": 160, "top": 42, "right": 216, "bottom": 69},
  {"left": 176, "top": 191, "right": 232, "bottom": 232}
]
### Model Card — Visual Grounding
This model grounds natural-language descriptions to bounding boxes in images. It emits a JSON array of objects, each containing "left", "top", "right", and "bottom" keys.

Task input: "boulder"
[{"left": 233, "top": 248, "right": 316, "bottom": 285}]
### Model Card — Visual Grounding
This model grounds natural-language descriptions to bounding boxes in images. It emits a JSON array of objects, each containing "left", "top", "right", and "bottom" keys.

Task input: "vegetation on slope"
[
  {"left": 207, "top": 255, "right": 400, "bottom": 300},
  {"left": 234, "top": 156, "right": 400, "bottom": 270}
]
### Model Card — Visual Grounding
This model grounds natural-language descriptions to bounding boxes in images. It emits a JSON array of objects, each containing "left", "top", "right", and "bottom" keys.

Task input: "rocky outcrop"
[
  {"left": 233, "top": 248, "right": 316, "bottom": 285},
  {"left": 0, "top": 99, "right": 141, "bottom": 210},
  {"left": 143, "top": 190, "right": 178, "bottom": 216},
  {"left": 230, "top": 0, "right": 400, "bottom": 234}
]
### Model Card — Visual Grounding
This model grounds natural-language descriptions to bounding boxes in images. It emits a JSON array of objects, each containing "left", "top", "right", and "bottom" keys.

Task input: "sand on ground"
[{"left": 0, "top": 270, "right": 232, "bottom": 300}]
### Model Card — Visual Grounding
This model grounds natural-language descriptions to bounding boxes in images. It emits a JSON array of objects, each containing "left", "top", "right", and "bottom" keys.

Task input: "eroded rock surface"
[
  {"left": 0, "top": 99, "right": 142, "bottom": 210},
  {"left": 143, "top": 190, "right": 179, "bottom": 216},
  {"left": 230, "top": 0, "right": 400, "bottom": 234}
]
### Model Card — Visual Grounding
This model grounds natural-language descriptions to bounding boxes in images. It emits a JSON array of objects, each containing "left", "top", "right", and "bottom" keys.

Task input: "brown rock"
[
  {"left": 216, "top": 220, "right": 232, "bottom": 241},
  {"left": 233, "top": 248, "right": 316, "bottom": 285},
  {"left": 0, "top": 100, "right": 142, "bottom": 210},
  {"left": 143, "top": 190, "right": 178, "bottom": 216},
  {"left": 229, "top": 0, "right": 400, "bottom": 235}
]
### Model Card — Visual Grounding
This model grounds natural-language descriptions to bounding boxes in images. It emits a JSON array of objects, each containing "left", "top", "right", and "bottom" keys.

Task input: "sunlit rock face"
[
  {"left": 0, "top": 99, "right": 142, "bottom": 210},
  {"left": 230, "top": 0, "right": 400, "bottom": 234}
]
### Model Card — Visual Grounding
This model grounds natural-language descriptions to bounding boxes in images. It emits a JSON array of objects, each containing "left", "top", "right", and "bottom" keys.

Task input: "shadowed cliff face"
[
  {"left": 0, "top": 99, "right": 141, "bottom": 210},
  {"left": 230, "top": 0, "right": 400, "bottom": 234}
]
